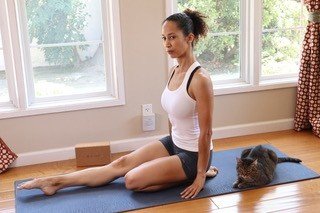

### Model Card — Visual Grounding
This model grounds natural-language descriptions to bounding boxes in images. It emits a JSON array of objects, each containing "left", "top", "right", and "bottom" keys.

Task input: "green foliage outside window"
[
  {"left": 262, "top": 0, "right": 305, "bottom": 75},
  {"left": 178, "top": 0, "right": 305, "bottom": 76},
  {"left": 26, "top": 0, "right": 89, "bottom": 66},
  {"left": 178, "top": 0, "right": 240, "bottom": 75}
]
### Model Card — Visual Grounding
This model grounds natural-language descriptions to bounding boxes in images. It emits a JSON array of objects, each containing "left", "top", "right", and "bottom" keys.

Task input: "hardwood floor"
[{"left": 1, "top": 130, "right": 320, "bottom": 212}]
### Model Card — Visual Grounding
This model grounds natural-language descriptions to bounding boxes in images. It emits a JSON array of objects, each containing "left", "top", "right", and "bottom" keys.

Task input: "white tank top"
[{"left": 161, "top": 61, "right": 213, "bottom": 152}]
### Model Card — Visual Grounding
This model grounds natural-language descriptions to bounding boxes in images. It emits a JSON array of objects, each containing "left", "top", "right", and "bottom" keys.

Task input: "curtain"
[
  {"left": 294, "top": 0, "right": 320, "bottom": 137},
  {"left": 0, "top": 137, "right": 18, "bottom": 173}
]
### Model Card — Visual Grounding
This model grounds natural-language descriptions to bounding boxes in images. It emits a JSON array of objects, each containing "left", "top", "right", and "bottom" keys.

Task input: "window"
[
  {"left": 0, "top": 0, "right": 125, "bottom": 119},
  {"left": 0, "top": 29, "right": 9, "bottom": 103},
  {"left": 169, "top": 0, "right": 306, "bottom": 94},
  {"left": 24, "top": 0, "right": 107, "bottom": 98},
  {"left": 261, "top": 0, "right": 307, "bottom": 80}
]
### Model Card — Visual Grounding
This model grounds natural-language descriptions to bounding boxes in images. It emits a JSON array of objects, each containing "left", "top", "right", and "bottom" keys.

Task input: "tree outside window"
[
  {"left": 177, "top": 0, "right": 306, "bottom": 82},
  {"left": 25, "top": 0, "right": 106, "bottom": 98}
]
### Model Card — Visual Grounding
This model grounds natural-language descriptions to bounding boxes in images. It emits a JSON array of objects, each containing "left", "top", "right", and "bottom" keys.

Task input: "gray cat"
[{"left": 233, "top": 144, "right": 301, "bottom": 189}]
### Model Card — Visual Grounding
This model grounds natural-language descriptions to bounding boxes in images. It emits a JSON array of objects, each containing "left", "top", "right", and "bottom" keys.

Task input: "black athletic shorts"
[{"left": 159, "top": 135, "right": 212, "bottom": 181}]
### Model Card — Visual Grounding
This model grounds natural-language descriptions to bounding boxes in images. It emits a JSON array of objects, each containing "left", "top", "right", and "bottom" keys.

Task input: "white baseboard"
[
  {"left": 11, "top": 118, "right": 294, "bottom": 167},
  {"left": 11, "top": 147, "right": 75, "bottom": 168}
]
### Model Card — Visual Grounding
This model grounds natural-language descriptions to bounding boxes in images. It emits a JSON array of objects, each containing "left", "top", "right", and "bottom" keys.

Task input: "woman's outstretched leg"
[{"left": 17, "top": 141, "right": 170, "bottom": 195}]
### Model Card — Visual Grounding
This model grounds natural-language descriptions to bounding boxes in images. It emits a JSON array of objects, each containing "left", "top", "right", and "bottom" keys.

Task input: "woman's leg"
[
  {"left": 124, "top": 155, "right": 218, "bottom": 192},
  {"left": 124, "top": 155, "right": 188, "bottom": 191},
  {"left": 135, "top": 165, "right": 219, "bottom": 191},
  {"left": 18, "top": 141, "right": 170, "bottom": 195}
]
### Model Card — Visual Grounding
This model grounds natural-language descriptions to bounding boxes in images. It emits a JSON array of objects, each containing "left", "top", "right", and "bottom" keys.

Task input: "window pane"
[
  {"left": 26, "top": 0, "right": 103, "bottom": 45},
  {"left": 177, "top": 0, "right": 241, "bottom": 81},
  {"left": 262, "top": 30, "right": 303, "bottom": 76},
  {"left": 263, "top": 0, "right": 307, "bottom": 29},
  {"left": 262, "top": 0, "right": 306, "bottom": 77},
  {"left": 25, "top": 0, "right": 106, "bottom": 98},
  {"left": 31, "top": 44, "right": 106, "bottom": 97},
  {"left": 0, "top": 31, "right": 9, "bottom": 102},
  {"left": 197, "top": 34, "right": 240, "bottom": 80}
]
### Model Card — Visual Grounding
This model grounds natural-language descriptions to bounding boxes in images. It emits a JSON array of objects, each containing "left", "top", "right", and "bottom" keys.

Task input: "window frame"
[
  {"left": 0, "top": 0, "right": 19, "bottom": 108},
  {"left": 167, "top": 0, "right": 301, "bottom": 96},
  {"left": 0, "top": 0, "right": 125, "bottom": 119}
]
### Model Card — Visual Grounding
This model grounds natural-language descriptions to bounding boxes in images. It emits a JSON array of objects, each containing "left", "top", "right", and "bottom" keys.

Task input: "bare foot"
[
  {"left": 206, "top": 166, "right": 218, "bottom": 178},
  {"left": 17, "top": 177, "right": 61, "bottom": 196}
]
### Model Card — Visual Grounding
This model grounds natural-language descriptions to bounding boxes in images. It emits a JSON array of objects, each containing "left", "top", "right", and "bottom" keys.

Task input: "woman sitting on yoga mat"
[{"left": 18, "top": 9, "right": 218, "bottom": 199}]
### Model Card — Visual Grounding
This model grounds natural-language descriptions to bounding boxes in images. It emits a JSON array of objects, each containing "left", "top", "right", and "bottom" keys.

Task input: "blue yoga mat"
[{"left": 15, "top": 144, "right": 320, "bottom": 213}]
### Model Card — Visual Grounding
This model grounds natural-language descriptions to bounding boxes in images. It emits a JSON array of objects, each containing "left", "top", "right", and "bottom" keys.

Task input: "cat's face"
[{"left": 236, "top": 158, "right": 258, "bottom": 181}]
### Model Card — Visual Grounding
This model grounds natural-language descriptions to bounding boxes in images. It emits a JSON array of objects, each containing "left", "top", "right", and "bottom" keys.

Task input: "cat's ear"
[{"left": 252, "top": 159, "right": 258, "bottom": 166}]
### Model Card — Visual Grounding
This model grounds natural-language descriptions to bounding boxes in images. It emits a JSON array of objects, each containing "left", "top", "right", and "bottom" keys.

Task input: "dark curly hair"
[{"left": 163, "top": 9, "right": 208, "bottom": 45}]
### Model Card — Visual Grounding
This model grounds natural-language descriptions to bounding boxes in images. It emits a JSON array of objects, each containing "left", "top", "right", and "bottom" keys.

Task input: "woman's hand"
[{"left": 180, "top": 173, "right": 206, "bottom": 199}]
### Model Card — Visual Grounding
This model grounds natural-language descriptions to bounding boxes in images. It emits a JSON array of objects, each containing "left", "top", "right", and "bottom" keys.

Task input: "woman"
[{"left": 18, "top": 9, "right": 217, "bottom": 199}]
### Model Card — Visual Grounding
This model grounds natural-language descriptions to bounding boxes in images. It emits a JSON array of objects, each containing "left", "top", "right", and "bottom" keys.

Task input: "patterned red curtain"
[{"left": 294, "top": 0, "right": 320, "bottom": 137}]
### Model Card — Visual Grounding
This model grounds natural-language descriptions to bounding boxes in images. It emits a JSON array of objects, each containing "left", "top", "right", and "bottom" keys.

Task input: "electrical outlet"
[{"left": 142, "top": 104, "right": 153, "bottom": 116}]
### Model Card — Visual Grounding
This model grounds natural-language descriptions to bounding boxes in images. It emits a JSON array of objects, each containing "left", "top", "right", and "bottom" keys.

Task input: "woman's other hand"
[{"left": 180, "top": 173, "right": 206, "bottom": 199}]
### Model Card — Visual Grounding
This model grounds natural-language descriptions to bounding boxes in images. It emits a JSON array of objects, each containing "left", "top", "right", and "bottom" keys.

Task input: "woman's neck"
[{"left": 176, "top": 55, "right": 196, "bottom": 74}]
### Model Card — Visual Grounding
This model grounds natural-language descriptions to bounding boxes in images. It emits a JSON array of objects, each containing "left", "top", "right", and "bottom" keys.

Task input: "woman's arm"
[{"left": 180, "top": 68, "right": 214, "bottom": 199}]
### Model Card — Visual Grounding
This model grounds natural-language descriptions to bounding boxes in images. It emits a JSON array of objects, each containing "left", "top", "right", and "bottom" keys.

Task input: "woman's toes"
[{"left": 17, "top": 179, "right": 37, "bottom": 190}]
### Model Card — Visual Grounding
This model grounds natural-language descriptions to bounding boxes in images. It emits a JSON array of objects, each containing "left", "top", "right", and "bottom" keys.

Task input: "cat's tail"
[{"left": 278, "top": 157, "right": 302, "bottom": 163}]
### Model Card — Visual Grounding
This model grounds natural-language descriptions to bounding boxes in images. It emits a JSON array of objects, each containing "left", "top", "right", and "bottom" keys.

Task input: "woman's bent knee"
[
  {"left": 124, "top": 172, "right": 136, "bottom": 190},
  {"left": 124, "top": 172, "right": 143, "bottom": 191}
]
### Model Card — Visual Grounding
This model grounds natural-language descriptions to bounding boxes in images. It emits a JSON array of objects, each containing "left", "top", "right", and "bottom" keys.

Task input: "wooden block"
[{"left": 75, "top": 142, "right": 111, "bottom": 167}]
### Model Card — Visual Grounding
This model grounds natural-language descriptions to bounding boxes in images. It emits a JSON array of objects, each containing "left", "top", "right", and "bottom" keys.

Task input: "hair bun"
[{"left": 183, "top": 9, "right": 208, "bottom": 40}]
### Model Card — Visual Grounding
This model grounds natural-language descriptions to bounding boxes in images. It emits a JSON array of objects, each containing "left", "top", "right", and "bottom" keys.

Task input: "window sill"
[
  {"left": 1, "top": 78, "right": 297, "bottom": 119},
  {"left": 0, "top": 96, "right": 125, "bottom": 120},
  {"left": 214, "top": 77, "right": 298, "bottom": 96}
]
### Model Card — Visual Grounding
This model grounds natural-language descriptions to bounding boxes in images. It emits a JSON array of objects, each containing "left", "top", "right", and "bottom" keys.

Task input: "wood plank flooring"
[{"left": 1, "top": 130, "right": 320, "bottom": 212}]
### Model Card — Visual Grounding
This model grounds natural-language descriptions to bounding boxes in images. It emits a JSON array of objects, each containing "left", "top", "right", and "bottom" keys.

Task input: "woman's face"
[{"left": 161, "top": 21, "right": 193, "bottom": 58}]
